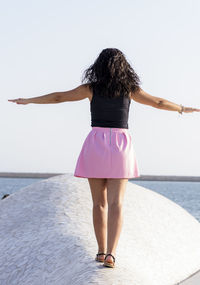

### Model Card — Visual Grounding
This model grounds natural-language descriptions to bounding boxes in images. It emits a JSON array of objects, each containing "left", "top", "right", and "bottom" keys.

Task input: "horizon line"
[{"left": 0, "top": 172, "right": 200, "bottom": 181}]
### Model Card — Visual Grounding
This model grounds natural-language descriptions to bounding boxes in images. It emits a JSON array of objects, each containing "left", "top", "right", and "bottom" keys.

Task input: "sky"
[{"left": 0, "top": 0, "right": 200, "bottom": 176}]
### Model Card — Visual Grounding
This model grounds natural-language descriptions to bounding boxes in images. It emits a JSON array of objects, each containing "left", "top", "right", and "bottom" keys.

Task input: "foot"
[
  {"left": 103, "top": 253, "right": 115, "bottom": 268},
  {"left": 95, "top": 252, "right": 106, "bottom": 262}
]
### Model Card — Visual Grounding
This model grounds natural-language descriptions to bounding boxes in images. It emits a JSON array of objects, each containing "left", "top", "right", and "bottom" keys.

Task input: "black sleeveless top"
[{"left": 90, "top": 86, "right": 131, "bottom": 129}]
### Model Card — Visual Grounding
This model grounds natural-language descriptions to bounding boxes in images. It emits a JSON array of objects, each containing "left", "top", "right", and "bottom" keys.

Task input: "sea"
[{"left": 0, "top": 177, "right": 200, "bottom": 223}]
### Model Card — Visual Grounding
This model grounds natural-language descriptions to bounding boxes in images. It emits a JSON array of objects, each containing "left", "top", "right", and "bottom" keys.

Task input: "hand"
[
  {"left": 183, "top": 106, "right": 200, "bottom": 113},
  {"left": 8, "top": 98, "right": 29, "bottom": 105}
]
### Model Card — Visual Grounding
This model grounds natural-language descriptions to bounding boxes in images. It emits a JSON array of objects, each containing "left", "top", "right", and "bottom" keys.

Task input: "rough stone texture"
[{"left": 0, "top": 173, "right": 200, "bottom": 285}]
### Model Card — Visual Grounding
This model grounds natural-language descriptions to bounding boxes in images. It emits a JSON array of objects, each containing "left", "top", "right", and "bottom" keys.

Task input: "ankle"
[
  {"left": 98, "top": 249, "right": 106, "bottom": 253},
  {"left": 106, "top": 251, "right": 116, "bottom": 256}
]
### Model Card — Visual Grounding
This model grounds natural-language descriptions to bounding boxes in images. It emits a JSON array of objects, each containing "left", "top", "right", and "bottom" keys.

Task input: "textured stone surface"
[{"left": 0, "top": 173, "right": 200, "bottom": 285}]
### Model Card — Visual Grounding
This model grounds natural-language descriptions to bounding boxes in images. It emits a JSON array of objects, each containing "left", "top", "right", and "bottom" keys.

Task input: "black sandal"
[
  {"left": 103, "top": 253, "right": 115, "bottom": 268},
  {"left": 95, "top": 252, "right": 106, "bottom": 262}
]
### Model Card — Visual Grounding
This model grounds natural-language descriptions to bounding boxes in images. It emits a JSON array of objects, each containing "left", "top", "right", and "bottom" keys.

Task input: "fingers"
[
  {"left": 8, "top": 99, "right": 20, "bottom": 103},
  {"left": 183, "top": 107, "right": 200, "bottom": 113},
  {"left": 8, "top": 98, "right": 28, "bottom": 104},
  {"left": 191, "top": 108, "right": 200, "bottom": 112}
]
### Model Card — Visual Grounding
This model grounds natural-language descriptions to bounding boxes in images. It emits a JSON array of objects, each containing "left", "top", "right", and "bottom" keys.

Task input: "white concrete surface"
[
  {"left": 178, "top": 269, "right": 200, "bottom": 285},
  {"left": 0, "top": 173, "right": 200, "bottom": 285}
]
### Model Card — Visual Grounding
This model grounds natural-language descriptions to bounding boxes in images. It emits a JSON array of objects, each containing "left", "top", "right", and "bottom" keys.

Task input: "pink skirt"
[{"left": 74, "top": 126, "right": 140, "bottom": 179}]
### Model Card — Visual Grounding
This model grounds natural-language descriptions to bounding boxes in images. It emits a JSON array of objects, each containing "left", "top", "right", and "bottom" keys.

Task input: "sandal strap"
[
  {"left": 105, "top": 253, "right": 115, "bottom": 263},
  {"left": 96, "top": 252, "right": 106, "bottom": 256}
]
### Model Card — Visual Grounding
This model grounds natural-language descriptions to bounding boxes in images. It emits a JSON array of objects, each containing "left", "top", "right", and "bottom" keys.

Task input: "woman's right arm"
[
  {"left": 8, "top": 84, "right": 90, "bottom": 105},
  {"left": 131, "top": 88, "right": 200, "bottom": 114}
]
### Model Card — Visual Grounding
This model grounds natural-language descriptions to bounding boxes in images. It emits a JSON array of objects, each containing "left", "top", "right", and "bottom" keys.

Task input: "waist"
[
  {"left": 91, "top": 120, "right": 129, "bottom": 129},
  {"left": 91, "top": 126, "right": 129, "bottom": 133}
]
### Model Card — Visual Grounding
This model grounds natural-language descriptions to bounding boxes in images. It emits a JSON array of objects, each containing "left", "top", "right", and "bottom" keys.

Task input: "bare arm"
[
  {"left": 8, "top": 84, "right": 90, "bottom": 104},
  {"left": 131, "top": 88, "right": 200, "bottom": 113}
]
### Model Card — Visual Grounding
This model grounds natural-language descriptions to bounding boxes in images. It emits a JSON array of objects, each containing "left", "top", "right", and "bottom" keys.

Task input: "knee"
[
  {"left": 108, "top": 201, "right": 123, "bottom": 211},
  {"left": 93, "top": 202, "right": 107, "bottom": 210}
]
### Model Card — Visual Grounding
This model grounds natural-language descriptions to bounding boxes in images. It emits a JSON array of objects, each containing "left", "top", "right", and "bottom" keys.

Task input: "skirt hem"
[{"left": 74, "top": 174, "right": 141, "bottom": 179}]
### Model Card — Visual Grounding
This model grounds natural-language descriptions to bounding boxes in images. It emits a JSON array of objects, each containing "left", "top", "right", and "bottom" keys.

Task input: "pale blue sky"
[{"left": 1, "top": 0, "right": 200, "bottom": 175}]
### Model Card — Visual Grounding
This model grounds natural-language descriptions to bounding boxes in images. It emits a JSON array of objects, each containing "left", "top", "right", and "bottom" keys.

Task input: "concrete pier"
[{"left": 0, "top": 173, "right": 200, "bottom": 284}]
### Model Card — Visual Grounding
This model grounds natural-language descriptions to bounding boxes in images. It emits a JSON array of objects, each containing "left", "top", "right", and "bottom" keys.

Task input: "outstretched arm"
[
  {"left": 8, "top": 84, "right": 90, "bottom": 104},
  {"left": 131, "top": 88, "right": 200, "bottom": 114}
]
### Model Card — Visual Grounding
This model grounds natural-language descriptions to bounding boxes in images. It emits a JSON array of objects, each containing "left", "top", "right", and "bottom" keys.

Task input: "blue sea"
[{"left": 0, "top": 178, "right": 200, "bottom": 223}]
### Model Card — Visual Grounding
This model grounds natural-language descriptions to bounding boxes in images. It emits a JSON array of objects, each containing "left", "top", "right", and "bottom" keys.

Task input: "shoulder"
[
  {"left": 130, "top": 87, "right": 142, "bottom": 100},
  {"left": 80, "top": 83, "right": 93, "bottom": 99},
  {"left": 79, "top": 83, "right": 93, "bottom": 101}
]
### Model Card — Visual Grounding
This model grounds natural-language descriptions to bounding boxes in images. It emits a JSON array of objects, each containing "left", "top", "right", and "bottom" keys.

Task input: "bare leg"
[
  {"left": 88, "top": 178, "right": 108, "bottom": 259},
  {"left": 106, "top": 178, "right": 128, "bottom": 263}
]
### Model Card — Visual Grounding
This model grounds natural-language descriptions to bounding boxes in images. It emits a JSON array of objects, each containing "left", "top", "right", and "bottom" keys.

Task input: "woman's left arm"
[
  {"left": 8, "top": 84, "right": 90, "bottom": 104},
  {"left": 131, "top": 88, "right": 200, "bottom": 114}
]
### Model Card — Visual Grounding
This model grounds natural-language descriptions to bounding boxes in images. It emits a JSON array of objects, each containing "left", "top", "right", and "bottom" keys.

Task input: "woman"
[{"left": 8, "top": 48, "right": 200, "bottom": 268}]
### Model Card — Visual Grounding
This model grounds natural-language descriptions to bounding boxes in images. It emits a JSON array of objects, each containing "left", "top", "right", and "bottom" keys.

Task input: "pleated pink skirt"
[{"left": 74, "top": 126, "right": 140, "bottom": 179}]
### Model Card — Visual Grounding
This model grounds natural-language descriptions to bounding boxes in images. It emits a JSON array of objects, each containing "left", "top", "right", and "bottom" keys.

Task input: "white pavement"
[{"left": 0, "top": 173, "right": 200, "bottom": 285}]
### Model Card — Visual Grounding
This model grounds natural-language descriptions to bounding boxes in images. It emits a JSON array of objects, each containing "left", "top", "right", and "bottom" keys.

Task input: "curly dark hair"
[{"left": 81, "top": 48, "right": 141, "bottom": 98}]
